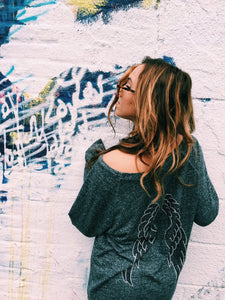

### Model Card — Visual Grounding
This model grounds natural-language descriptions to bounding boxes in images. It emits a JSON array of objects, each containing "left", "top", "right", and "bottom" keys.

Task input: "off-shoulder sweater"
[{"left": 69, "top": 137, "right": 219, "bottom": 300}]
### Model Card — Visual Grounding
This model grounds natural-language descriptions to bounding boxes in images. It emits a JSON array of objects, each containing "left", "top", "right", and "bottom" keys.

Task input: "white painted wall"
[{"left": 0, "top": 0, "right": 225, "bottom": 299}]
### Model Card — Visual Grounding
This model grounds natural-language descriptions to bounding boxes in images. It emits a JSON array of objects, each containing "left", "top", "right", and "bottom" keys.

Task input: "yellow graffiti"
[
  {"left": 141, "top": 0, "right": 153, "bottom": 8},
  {"left": 38, "top": 175, "right": 53, "bottom": 299},
  {"left": 67, "top": 0, "right": 160, "bottom": 20},
  {"left": 68, "top": 0, "right": 107, "bottom": 17},
  {"left": 8, "top": 257, "right": 14, "bottom": 299},
  {"left": 18, "top": 170, "right": 31, "bottom": 300},
  {"left": 141, "top": 0, "right": 160, "bottom": 9},
  {"left": 25, "top": 77, "right": 57, "bottom": 109},
  {"left": 7, "top": 170, "right": 32, "bottom": 300},
  {"left": 8, "top": 179, "right": 15, "bottom": 300}
]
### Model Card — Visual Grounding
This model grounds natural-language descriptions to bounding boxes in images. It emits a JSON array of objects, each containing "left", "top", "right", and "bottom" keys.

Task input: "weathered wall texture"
[{"left": 0, "top": 0, "right": 225, "bottom": 299}]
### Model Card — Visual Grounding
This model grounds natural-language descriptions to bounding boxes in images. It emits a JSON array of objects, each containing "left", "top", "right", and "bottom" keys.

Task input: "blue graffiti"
[
  {"left": 0, "top": 190, "right": 7, "bottom": 202},
  {"left": 0, "top": 56, "right": 174, "bottom": 188},
  {"left": 0, "top": 0, "right": 56, "bottom": 46},
  {"left": 0, "top": 66, "right": 125, "bottom": 185},
  {"left": 75, "top": 0, "right": 160, "bottom": 24},
  {"left": 200, "top": 98, "right": 211, "bottom": 103},
  {"left": 162, "top": 56, "right": 176, "bottom": 66}
]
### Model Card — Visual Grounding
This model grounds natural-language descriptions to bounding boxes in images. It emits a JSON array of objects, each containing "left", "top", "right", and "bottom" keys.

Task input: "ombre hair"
[{"left": 90, "top": 57, "right": 195, "bottom": 203}]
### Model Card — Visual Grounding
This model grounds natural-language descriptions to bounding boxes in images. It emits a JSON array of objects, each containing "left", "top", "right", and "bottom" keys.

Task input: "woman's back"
[
  {"left": 103, "top": 135, "right": 183, "bottom": 174},
  {"left": 69, "top": 57, "right": 219, "bottom": 299},
  {"left": 103, "top": 149, "right": 149, "bottom": 173},
  {"left": 69, "top": 138, "right": 218, "bottom": 300}
]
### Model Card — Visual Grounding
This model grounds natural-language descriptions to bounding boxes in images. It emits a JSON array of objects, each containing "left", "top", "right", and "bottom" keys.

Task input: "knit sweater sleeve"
[
  {"left": 69, "top": 140, "right": 119, "bottom": 237},
  {"left": 83, "top": 139, "right": 106, "bottom": 180},
  {"left": 193, "top": 140, "right": 219, "bottom": 226}
]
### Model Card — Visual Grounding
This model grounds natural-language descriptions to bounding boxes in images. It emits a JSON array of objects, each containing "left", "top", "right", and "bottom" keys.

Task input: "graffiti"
[
  {"left": 68, "top": 0, "right": 160, "bottom": 23},
  {"left": 190, "top": 267, "right": 225, "bottom": 299},
  {"left": 200, "top": 98, "right": 211, "bottom": 103},
  {"left": 0, "top": 56, "right": 178, "bottom": 186},
  {"left": 0, "top": 0, "right": 56, "bottom": 46},
  {"left": 0, "top": 189, "right": 7, "bottom": 202},
  {"left": 0, "top": 55, "right": 177, "bottom": 192},
  {"left": 162, "top": 55, "right": 176, "bottom": 66},
  {"left": 0, "top": 65, "right": 126, "bottom": 186}
]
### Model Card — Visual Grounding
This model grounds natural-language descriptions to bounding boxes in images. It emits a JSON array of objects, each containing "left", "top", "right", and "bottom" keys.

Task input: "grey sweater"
[{"left": 69, "top": 137, "right": 219, "bottom": 300}]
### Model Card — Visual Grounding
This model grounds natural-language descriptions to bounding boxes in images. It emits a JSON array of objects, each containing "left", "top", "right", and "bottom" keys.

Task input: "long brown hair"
[{"left": 90, "top": 57, "right": 195, "bottom": 203}]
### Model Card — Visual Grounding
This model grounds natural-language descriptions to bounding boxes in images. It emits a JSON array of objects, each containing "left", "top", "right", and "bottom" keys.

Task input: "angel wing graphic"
[
  {"left": 162, "top": 194, "right": 187, "bottom": 278},
  {"left": 122, "top": 203, "right": 160, "bottom": 286},
  {"left": 122, "top": 194, "right": 188, "bottom": 286}
]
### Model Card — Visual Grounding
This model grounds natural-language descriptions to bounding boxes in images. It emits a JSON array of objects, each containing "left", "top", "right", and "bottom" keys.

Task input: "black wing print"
[
  {"left": 162, "top": 194, "right": 187, "bottom": 278},
  {"left": 122, "top": 203, "right": 160, "bottom": 286}
]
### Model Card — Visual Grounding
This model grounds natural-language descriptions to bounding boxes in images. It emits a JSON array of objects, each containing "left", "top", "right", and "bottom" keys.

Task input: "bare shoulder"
[{"left": 103, "top": 150, "right": 145, "bottom": 173}]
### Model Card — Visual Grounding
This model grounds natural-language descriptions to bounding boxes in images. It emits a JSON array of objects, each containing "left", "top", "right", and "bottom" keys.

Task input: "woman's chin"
[{"left": 115, "top": 108, "right": 121, "bottom": 117}]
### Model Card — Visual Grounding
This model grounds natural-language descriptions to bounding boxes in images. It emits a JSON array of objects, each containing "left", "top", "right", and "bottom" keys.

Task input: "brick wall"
[{"left": 0, "top": 1, "right": 225, "bottom": 299}]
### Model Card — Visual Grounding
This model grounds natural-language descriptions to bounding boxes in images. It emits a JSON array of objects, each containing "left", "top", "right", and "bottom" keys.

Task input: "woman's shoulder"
[
  {"left": 187, "top": 135, "right": 203, "bottom": 163},
  {"left": 85, "top": 139, "right": 105, "bottom": 162},
  {"left": 103, "top": 150, "right": 149, "bottom": 174}
]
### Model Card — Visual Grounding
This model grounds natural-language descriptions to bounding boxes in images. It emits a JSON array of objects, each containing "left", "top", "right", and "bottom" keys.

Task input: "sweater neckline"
[
  {"left": 97, "top": 144, "right": 188, "bottom": 179},
  {"left": 98, "top": 154, "right": 143, "bottom": 179}
]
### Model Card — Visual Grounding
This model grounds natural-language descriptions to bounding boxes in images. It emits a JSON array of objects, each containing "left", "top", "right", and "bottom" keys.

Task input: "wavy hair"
[{"left": 90, "top": 57, "right": 195, "bottom": 203}]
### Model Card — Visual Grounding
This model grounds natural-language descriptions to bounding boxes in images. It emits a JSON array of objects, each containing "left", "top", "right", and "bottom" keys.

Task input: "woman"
[{"left": 69, "top": 57, "right": 219, "bottom": 300}]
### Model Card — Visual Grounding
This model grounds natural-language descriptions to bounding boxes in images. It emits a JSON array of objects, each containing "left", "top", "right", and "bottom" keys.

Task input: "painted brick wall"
[{"left": 0, "top": 0, "right": 225, "bottom": 299}]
